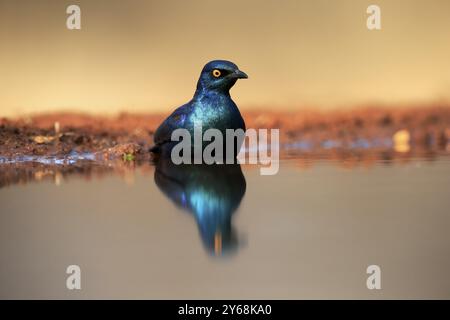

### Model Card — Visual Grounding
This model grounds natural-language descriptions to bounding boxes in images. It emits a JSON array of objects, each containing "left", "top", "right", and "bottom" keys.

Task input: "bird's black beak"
[{"left": 233, "top": 70, "right": 248, "bottom": 79}]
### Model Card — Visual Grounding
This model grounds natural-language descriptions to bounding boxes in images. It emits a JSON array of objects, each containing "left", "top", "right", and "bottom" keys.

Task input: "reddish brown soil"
[
  {"left": 0, "top": 113, "right": 163, "bottom": 160},
  {"left": 0, "top": 105, "right": 449, "bottom": 161}
]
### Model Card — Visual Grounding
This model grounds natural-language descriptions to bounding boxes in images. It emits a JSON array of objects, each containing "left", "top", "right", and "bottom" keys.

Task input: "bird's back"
[{"left": 153, "top": 102, "right": 193, "bottom": 147}]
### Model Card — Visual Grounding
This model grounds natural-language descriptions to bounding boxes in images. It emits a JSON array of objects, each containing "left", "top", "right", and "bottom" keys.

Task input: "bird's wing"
[{"left": 153, "top": 103, "right": 192, "bottom": 146}]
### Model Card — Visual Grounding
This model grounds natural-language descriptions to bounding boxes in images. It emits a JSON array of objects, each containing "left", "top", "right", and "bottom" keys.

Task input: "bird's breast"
[{"left": 188, "top": 94, "right": 244, "bottom": 132}]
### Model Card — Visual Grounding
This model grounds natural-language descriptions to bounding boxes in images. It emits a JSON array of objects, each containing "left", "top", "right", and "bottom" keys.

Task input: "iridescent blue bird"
[
  {"left": 154, "top": 158, "right": 246, "bottom": 256},
  {"left": 151, "top": 60, "right": 248, "bottom": 155}
]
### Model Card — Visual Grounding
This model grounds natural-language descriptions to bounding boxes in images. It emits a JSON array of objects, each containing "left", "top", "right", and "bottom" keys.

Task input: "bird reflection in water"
[{"left": 154, "top": 157, "right": 246, "bottom": 256}]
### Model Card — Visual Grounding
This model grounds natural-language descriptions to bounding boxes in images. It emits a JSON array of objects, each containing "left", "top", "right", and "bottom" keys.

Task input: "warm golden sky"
[{"left": 1, "top": 0, "right": 449, "bottom": 116}]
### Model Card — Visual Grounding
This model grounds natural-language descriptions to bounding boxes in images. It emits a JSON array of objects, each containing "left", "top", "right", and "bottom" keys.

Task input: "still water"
[{"left": 1, "top": 156, "right": 450, "bottom": 299}]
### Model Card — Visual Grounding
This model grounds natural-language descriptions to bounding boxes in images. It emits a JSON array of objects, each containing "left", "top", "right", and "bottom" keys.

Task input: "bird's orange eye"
[{"left": 212, "top": 69, "right": 221, "bottom": 78}]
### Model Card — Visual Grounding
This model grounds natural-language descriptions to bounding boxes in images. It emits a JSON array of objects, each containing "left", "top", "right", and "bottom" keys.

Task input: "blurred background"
[
  {"left": 1, "top": 0, "right": 450, "bottom": 300},
  {"left": 1, "top": 0, "right": 450, "bottom": 117}
]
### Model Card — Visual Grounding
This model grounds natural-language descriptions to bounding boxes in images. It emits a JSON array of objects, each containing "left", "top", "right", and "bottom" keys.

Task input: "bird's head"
[{"left": 196, "top": 60, "right": 248, "bottom": 94}]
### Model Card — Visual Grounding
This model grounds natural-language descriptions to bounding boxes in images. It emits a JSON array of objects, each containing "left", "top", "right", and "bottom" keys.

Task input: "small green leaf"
[{"left": 123, "top": 153, "right": 135, "bottom": 161}]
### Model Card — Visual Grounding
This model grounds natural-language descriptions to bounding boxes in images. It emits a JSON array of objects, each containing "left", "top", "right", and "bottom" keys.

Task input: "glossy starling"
[{"left": 151, "top": 60, "right": 247, "bottom": 156}]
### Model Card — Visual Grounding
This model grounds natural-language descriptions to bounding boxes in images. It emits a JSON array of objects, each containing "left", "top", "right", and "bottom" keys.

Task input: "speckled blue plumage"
[{"left": 152, "top": 60, "right": 247, "bottom": 151}]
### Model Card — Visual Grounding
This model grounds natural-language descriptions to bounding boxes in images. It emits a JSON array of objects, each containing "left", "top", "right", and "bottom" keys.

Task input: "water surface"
[{"left": 1, "top": 155, "right": 450, "bottom": 299}]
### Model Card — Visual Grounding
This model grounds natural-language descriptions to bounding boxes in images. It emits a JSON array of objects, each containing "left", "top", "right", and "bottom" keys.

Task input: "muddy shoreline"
[
  {"left": 1, "top": 106, "right": 449, "bottom": 160},
  {"left": 1, "top": 106, "right": 449, "bottom": 187}
]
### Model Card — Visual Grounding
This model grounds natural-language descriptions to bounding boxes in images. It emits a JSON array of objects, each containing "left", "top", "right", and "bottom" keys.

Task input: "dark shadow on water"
[{"left": 154, "top": 156, "right": 246, "bottom": 257}]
